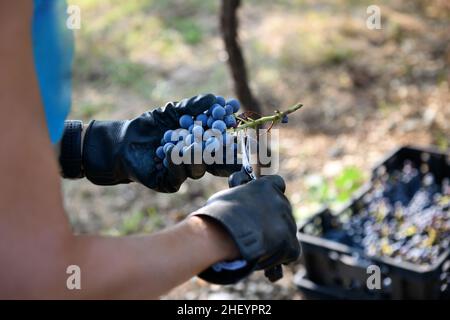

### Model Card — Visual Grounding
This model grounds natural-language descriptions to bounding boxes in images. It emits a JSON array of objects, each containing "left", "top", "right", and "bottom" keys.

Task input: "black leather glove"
[
  {"left": 80, "top": 94, "right": 241, "bottom": 193},
  {"left": 191, "top": 175, "right": 301, "bottom": 284}
]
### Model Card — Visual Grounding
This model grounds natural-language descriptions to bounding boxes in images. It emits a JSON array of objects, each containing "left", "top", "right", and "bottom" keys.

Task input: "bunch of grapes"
[
  {"left": 154, "top": 96, "right": 241, "bottom": 169},
  {"left": 305, "top": 161, "right": 450, "bottom": 266}
]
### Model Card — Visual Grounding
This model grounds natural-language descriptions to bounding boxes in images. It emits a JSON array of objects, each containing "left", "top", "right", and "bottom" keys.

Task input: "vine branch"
[{"left": 230, "top": 103, "right": 303, "bottom": 131}]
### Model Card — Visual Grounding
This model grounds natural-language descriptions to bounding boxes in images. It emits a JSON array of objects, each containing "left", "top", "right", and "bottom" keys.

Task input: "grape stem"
[{"left": 230, "top": 103, "right": 303, "bottom": 131}]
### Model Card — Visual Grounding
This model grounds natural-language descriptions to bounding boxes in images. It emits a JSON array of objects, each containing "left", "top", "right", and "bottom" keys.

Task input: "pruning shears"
[{"left": 227, "top": 134, "right": 284, "bottom": 283}]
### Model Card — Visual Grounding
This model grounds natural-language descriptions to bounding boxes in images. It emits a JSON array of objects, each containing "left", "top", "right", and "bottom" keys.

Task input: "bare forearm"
[
  {"left": 1, "top": 216, "right": 236, "bottom": 299},
  {"left": 69, "top": 217, "right": 236, "bottom": 299}
]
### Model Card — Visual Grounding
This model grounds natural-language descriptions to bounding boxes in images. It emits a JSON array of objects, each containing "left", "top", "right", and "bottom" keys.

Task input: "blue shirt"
[{"left": 32, "top": 0, "right": 73, "bottom": 144}]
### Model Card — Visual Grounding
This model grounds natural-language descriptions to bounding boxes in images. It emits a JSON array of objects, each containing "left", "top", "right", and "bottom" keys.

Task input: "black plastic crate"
[
  {"left": 297, "top": 145, "right": 450, "bottom": 299},
  {"left": 294, "top": 269, "right": 378, "bottom": 300}
]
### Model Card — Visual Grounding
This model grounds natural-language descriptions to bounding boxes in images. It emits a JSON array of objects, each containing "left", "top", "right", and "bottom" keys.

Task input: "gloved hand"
[
  {"left": 191, "top": 175, "right": 300, "bottom": 284},
  {"left": 82, "top": 94, "right": 241, "bottom": 193}
]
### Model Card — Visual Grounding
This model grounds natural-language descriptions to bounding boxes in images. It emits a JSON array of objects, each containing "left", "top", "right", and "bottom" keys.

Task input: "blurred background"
[{"left": 63, "top": 0, "right": 449, "bottom": 299}]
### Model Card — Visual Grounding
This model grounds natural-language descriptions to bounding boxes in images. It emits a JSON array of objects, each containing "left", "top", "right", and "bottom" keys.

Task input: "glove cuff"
[
  {"left": 59, "top": 120, "right": 85, "bottom": 179},
  {"left": 82, "top": 120, "right": 131, "bottom": 185}
]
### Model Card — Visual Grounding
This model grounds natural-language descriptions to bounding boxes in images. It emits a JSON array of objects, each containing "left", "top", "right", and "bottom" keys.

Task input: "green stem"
[{"left": 229, "top": 103, "right": 303, "bottom": 131}]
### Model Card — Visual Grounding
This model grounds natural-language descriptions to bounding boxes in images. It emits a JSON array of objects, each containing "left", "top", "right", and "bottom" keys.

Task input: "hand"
[
  {"left": 190, "top": 175, "right": 300, "bottom": 284},
  {"left": 82, "top": 94, "right": 241, "bottom": 192}
]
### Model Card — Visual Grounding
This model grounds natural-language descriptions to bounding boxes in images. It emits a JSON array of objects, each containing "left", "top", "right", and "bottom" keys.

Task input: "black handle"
[
  {"left": 228, "top": 169, "right": 284, "bottom": 282},
  {"left": 227, "top": 168, "right": 252, "bottom": 188},
  {"left": 264, "top": 264, "right": 283, "bottom": 282}
]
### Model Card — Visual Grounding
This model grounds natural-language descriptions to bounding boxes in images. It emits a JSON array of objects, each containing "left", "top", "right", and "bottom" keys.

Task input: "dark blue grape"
[
  {"left": 163, "top": 130, "right": 174, "bottom": 143},
  {"left": 212, "top": 120, "right": 227, "bottom": 133},
  {"left": 156, "top": 146, "right": 165, "bottom": 159},
  {"left": 163, "top": 142, "right": 175, "bottom": 155},
  {"left": 226, "top": 99, "right": 240, "bottom": 113},
  {"left": 207, "top": 116, "right": 214, "bottom": 128},
  {"left": 179, "top": 115, "right": 194, "bottom": 129},
  {"left": 212, "top": 106, "right": 226, "bottom": 120},
  {"left": 225, "top": 105, "right": 234, "bottom": 115},
  {"left": 196, "top": 114, "right": 208, "bottom": 127},
  {"left": 224, "top": 115, "right": 237, "bottom": 128},
  {"left": 282, "top": 115, "right": 288, "bottom": 123},
  {"left": 209, "top": 103, "right": 221, "bottom": 115},
  {"left": 216, "top": 96, "right": 226, "bottom": 106}
]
